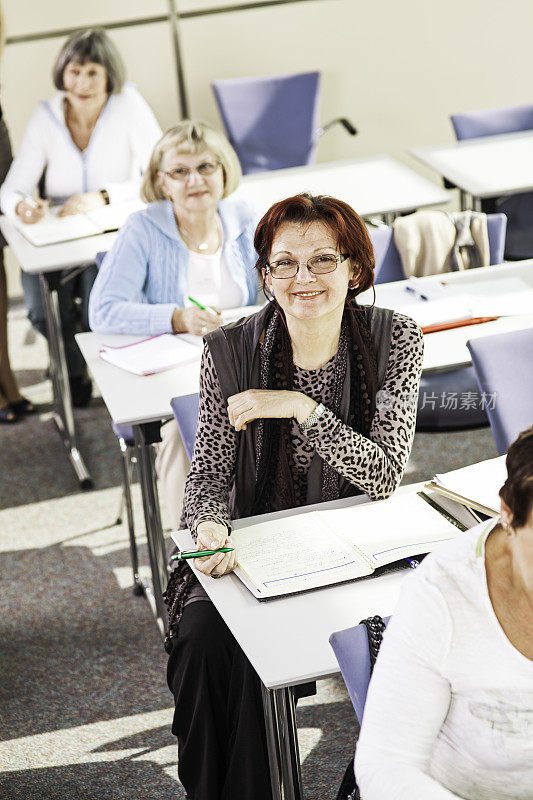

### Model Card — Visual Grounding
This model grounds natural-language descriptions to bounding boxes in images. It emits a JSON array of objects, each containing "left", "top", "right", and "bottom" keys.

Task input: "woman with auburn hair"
[
  {"left": 356, "top": 426, "right": 533, "bottom": 800},
  {"left": 164, "top": 193, "right": 424, "bottom": 799}
]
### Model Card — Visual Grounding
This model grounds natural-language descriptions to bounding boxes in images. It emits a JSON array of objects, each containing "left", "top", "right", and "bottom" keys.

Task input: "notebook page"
[
  {"left": 13, "top": 212, "right": 100, "bottom": 246},
  {"left": 99, "top": 333, "right": 201, "bottom": 375},
  {"left": 318, "top": 493, "right": 461, "bottom": 568},
  {"left": 231, "top": 512, "right": 373, "bottom": 597},
  {"left": 434, "top": 456, "right": 506, "bottom": 514},
  {"left": 86, "top": 199, "right": 145, "bottom": 232}
]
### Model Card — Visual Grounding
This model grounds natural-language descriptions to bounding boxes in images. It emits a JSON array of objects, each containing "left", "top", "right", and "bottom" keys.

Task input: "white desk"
[
  {"left": 364, "top": 260, "right": 533, "bottom": 372},
  {"left": 235, "top": 156, "right": 449, "bottom": 220},
  {"left": 0, "top": 216, "right": 119, "bottom": 488},
  {"left": 174, "top": 481, "right": 466, "bottom": 800},
  {"left": 411, "top": 131, "right": 533, "bottom": 209}
]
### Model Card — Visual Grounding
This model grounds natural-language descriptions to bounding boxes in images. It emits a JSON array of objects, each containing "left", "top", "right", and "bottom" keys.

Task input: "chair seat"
[
  {"left": 416, "top": 366, "right": 488, "bottom": 431},
  {"left": 112, "top": 422, "right": 135, "bottom": 445}
]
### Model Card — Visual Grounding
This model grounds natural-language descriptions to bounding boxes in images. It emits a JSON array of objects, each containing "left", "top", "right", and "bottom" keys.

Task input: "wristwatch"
[{"left": 299, "top": 402, "right": 326, "bottom": 431}]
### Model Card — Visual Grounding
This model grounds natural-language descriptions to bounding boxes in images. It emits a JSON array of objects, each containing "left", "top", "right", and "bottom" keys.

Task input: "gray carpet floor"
[{"left": 0, "top": 289, "right": 499, "bottom": 799}]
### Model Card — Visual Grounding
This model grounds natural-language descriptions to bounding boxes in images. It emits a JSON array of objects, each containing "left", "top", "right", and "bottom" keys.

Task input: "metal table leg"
[
  {"left": 40, "top": 272, "right": 93, "bottom": 489},
  {"left": 262, "top": 684, "right": 304, "bottom": 800},
  {"left": 133, "top": 421, "right": 169, "bottom": 636}
]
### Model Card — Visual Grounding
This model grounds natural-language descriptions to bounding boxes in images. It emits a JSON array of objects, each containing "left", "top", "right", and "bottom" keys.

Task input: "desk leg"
[
  {"left": 133, "top": 421, "right": 168, "bottom": 636},
  {"left": 262, "top": 684, "right": 304, "bottom": 800},
  {"left": 40, "top": 272, "right": 93, "bottom": 489}
]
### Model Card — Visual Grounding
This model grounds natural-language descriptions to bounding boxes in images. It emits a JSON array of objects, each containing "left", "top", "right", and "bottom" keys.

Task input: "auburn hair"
[
  {"left": 253, "top": 193, "right": 375, "bottom": 298},
  {"left": 499, "top": 426, "right": 533, "bottom": 529}
]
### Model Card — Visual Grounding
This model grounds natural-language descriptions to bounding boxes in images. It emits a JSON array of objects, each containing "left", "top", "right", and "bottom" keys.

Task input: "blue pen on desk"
[
  {"left": 405, "top": 558, "right": 419, "bottom": 569},
  {"left": 404, "top": 285, "right": 429, "bottom": 302}
]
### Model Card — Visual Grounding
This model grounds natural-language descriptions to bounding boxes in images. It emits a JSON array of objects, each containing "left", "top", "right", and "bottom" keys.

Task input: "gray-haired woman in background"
[{"left": 0, "top": 28, "right": 161, "bottom": 405}]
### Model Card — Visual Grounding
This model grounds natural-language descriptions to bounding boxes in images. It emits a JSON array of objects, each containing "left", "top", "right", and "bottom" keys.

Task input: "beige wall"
[{"left": 3, "top": 0, "right": 532, "bottom": 167}]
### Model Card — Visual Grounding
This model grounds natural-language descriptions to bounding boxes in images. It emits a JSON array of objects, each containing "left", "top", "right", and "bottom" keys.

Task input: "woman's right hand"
[
  {"left": 194, "top": 520, "right": 237, "bottom": 578},
  {"left": 172, "top": 306, "right": 221, "bottom": 336},
  {"left": 15, "top": 198, "right": 48, "bottom": 225}
]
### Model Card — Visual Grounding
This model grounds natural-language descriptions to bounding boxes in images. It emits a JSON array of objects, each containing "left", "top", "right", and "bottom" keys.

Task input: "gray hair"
[
  {"left": 52, "top": 28, "right": 125, "bottom": 95},
  {"left": 141, "top": 120, "right": 242, "bottom": 203}
]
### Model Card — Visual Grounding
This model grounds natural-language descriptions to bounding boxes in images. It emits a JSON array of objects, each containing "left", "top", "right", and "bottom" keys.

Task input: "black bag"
[{"left": 335, "top": 615, "right": 387, "bottom": 800}]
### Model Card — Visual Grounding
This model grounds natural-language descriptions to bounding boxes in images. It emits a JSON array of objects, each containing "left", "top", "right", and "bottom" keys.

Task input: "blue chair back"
[
  {"left": 369, "top": 212, "right": 506, "bottom": 285},
  {"left": 95, "top": 251, "right": 107, "bottom": 269},
  {"left": 329, "top": 617, "right": 390, "bottom": 724},
  {"left": 170, "top": 393, "right": 200, "bottom": 462},
  {"left": 467, "top": 328, "right": 533, "bottom": 455},
  {"left": 212, "top": 72, "right": 320, "bottom": 175},
  {"left": 451, "top": 103, "right": 533, "bottom": 140}
]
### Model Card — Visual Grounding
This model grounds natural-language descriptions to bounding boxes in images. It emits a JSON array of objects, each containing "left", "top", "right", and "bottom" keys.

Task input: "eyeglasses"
[
  {"left": 162, "top": 161, "right": 221, "bottom": 182},
  {"left": 265, "top": 253, "right": 349, "bottom": 279}
]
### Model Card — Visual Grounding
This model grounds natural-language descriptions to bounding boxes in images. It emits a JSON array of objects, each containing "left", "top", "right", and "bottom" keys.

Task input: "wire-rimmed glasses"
[
  {"left": 162, "top": 161, "right": 221, "bottom": 182},
  {"left": 265, "top": 253, "right": 349, "bottom": 279}
]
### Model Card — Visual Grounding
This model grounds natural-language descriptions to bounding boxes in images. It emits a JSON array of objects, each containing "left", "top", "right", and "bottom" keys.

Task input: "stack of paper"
[
  {"left": 425, "top": 455, "right": 506, "bottom": 517},
  {"left": 99, "top": 333, "right": 202, "bottom": 376}
]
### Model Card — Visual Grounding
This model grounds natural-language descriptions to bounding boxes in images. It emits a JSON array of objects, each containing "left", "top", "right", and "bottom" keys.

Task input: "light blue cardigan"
[{"left": 89, "top": 197, "right": 259, "bottom": 335}]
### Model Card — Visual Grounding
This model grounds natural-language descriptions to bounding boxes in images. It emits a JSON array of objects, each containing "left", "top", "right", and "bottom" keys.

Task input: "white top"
[
  {"left": 186, "top": 249, "right": 244, "bottom": 310},
  {"left": 0, "top": 83, "right": 162, "bottom": 217},
  {"left": 356, "top": 521, "right": 533, "bottom": 800}
]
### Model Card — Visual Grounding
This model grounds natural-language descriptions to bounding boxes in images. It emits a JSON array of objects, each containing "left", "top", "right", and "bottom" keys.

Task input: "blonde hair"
[{"left": 141, "top": 120, "right": 242, "bottom": 203}]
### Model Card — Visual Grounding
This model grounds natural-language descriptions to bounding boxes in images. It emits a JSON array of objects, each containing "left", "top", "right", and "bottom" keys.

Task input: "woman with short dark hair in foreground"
[
  {"left": 165, "top": 193, "right": 424, "bottom": 799},
  {"left": 356, "top": 426, "right": 533, "bottom": 799}
]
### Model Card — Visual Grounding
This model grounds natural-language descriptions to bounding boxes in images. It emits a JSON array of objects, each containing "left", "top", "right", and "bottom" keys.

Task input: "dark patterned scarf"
[{"left": 251, "top": 304, "right": 378, "bottom": 515}]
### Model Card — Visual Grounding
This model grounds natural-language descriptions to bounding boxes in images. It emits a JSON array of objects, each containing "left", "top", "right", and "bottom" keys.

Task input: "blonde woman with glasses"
[{"left": 89, "top": 120, "right": 259, "bottom": 530}]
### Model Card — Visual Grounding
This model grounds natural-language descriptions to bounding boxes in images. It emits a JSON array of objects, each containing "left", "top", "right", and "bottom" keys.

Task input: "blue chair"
[
  {"left": 170, "top": 393, "right": 200, "bottom": 461},
  {"left": 467, "top": 328, "right": 533, "bottom": 455},
  {"left": 212, "top": 71, "right": 357, "bottom": 175},
  {"left": 368, "top": 214, "right": 507, "bottom": 430},
  {"left": 450, "top": 104, "right": 533, "bottom": 260},
  {"left": 329, "top": 617, "right": 390, "bottom": 726}
]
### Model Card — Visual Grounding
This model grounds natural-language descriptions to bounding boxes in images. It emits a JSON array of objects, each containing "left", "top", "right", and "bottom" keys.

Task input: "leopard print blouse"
[{"left": 182, "top": 311, "right": 424, "bottom": 534}]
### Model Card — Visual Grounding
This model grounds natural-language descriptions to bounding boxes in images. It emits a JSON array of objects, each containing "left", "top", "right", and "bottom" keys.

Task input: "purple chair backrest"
[
  {"left": 170, "top": 393, "right": 200, "bottom": 462},
  {"left": 451, "top": 103, "right": 533, "bottom": 140},
  {"left": 212, "top": 72, "right": 320, "bottom": 175},
  {"left": 329, "top": 617, "right": 390, "bottom": 724},
  {"left": 467, "top": 328, "right": 533, "bottom": 455}
]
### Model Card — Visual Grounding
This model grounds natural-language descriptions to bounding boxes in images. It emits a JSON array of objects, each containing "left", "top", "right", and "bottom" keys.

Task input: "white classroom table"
[
  {"left": 76, "top": 258, "right": 533, "bottom": 632},
  {"left": 174, "top": 480, "right": 473, "bottom": 800},
  {"left": 0, "top": 217, "right": 118, "bottom": 488},
  {"left": 235, "top": 155, "right": 449, "bottom": 220},
  {"left": 410, "top": 130, "right": 533, "bottom": 210}
]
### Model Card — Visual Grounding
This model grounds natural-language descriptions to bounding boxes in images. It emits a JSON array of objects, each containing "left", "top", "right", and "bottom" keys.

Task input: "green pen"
[
  {"left": 188, "top": 295, "right": 219, "bottom": 317},
  {"left": 172, "top": 546, "right": 235, "bottom": 560}
]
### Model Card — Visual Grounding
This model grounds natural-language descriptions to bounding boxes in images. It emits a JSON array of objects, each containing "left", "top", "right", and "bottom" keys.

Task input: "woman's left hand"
[
  {"left": 227, "top": 389, "right": 318, "bottom": 431},
  {"left": 58, "top": 191, "right": 106, "bottom": 216}
]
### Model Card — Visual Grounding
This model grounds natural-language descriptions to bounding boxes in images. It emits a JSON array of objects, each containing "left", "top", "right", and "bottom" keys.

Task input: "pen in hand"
[
  {"left": 188, "top": 295, "right": 220, "bottom": 318},
  {"left": 172, "top": 546, "right": 235, "bottom": 560}
]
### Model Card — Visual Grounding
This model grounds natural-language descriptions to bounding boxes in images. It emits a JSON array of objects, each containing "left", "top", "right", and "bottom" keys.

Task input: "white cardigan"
[
  {"left": 356, "top": 520, "right": 533, "bottom": 800},
  {"left": 0, "top": 83, "right": 162, "bottom": 217}
]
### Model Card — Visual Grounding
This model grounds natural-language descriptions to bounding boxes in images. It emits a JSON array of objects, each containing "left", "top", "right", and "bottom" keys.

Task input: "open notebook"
[
  {"left": 205, "top": 492, "right": 462, "bottom": 599},
  {"left": 13, "top": 199, "right": 144, "bottom": 246},
  {"left": 99, "top": 333, "right": 202, "bottom": 375},
  {"left": 424, "top": 455, "right": 506, "bottom": 517}
]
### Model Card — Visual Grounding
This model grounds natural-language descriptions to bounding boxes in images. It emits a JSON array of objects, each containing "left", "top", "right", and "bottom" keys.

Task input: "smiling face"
[
  {"left": 265, "top": 221, "right": 356, "bottom": 323},
  {"left": 63, "top": 60, "right": 108, "bottom": 111},
  {"left": 158, "top": 149, "right": 225, "bottom": 218}
]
